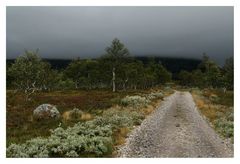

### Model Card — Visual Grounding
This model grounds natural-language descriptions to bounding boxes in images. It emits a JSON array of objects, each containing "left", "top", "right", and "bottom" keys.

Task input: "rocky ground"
[{"left": 118, "top": 91, "right": 233, "bottom": 158}]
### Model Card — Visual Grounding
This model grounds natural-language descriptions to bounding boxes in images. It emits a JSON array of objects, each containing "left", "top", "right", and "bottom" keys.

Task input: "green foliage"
[
  {"left": 178, "top": 70, "right": 192, "bottom": 86},
  {"left": 98, "top": 40, "right": 170, "bottom": 91},
  {"left": 119, "top": 91, "right": 164, "bottom": 109},
  {"left": 157, "top": 64, "right": 172, "bottom": 84},
  {"left": 121, "top": 60, "right": 144, "bottom": 89},
  {"left": 7, "top": 45, "right": 173, "bottom": 92},
  {"left": 213, "top": 105, "right": 233, "bottom": 140},
  {"left": 7, "top": 103, "right": 146, "bottom": 158},
  {"left": 204, "top": 61, "right": 222, "bottom": 88},
  {"left": 7, "top": 88, "right": 153, "bottom": 157},
  {"left": 147, "top": 59, "right": 172, "bottom": 85},
  {"left": 101, "top": 38, "right": 131, "bottom": 92},
  {"left": 93, "top": 109, "right": 145, "bottom": 129},
  {"left": 130, "top": 111, "right": 145, "bottom": 125},
  {"left": 178, "top": 54, "right": 232, "bottom": 90},
  {"left": 198, "top": 53, "right": 210, "bottom": 73},
  {"left": 214, "top": 118, "right": 234, "bottom": 138},
  {"left": 191, "top": 69, "right": 205, "bottom": 87},
  {"left": 55, "top": 78, "right": 75, "bottom": 90},
  {"left": 7, "top": 50, "right": 57, "bottom": 97},
  {"left": 7, "top": 121, "right": 113, "bottom": 157},
  {"left": 120, "top": 95, "right": 149, "bottom": 108},
  {"left": 64, "top": 59, "right": 100, "bottom": 89},
  {"left": 222, "top": 57, "right": 233, "bottom": 90},
  {"left": 104, "top": 38, "right": 130, "bottom": 65},
  {"left": 146, "top": 92, "right": 164, "bottom": 100}
]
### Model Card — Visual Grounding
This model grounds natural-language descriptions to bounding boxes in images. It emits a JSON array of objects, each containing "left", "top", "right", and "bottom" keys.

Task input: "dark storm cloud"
[{"left": 7, "top": 6, "right": 233, "bottom": 64}]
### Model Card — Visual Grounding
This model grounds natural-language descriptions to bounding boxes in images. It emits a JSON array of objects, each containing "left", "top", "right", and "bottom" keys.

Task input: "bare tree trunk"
[
  {"left": 112, "top": 67, "right": 116, "bottom": 92},
  {"left": 123, "top": 78, "right": 128, "bottom": 91},
  {"left": 223, "top": 87, "right": 227, "bottom": 93},
  {"left": 25, "top": 81, "right": 37, "bottom": 101}
]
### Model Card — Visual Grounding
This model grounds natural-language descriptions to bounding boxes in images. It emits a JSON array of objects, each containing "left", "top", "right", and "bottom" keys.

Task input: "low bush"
[
  {"left": 7, "top": 107, "right": 145, "bottom": 157},
  {"left": 214, "top": 111, "right": 234, "bottom": 139},
  {"left": 55, "top": 79, "right": 75, "bottom": 90},
  {"left": 146, "top": 92, "right": 163, "bottom": 100},
  {"left": 93, "top": 109, "right": 144, "bottom": 129},
  {"left": 7, "top": 91, "right": 155, "bottom": 157},
  {"left": 120, "top": 95, "right": 149, "bottom": 108},
  {"left": 120, "top": 92, "right": 164, "bottom": 109},
  {"left": 69, "top": 108, "right": 83, "bottom": 120},
  {"left": 214, "top": 119, "right": 233, "bottom": 138},
  {"left": 7, "top": 121, "right": 113, "bottom": 157}
]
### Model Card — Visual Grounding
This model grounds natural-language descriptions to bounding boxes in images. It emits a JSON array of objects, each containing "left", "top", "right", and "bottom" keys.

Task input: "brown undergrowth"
[
  {"left": 7, "top": 88, "right": 169, "bottom": 147},
  {"left": 6, "top": 90, "right": 130, "bottom": 145},
  {"left": 191, "top": 88, "right": 233, "bottom": 141}
]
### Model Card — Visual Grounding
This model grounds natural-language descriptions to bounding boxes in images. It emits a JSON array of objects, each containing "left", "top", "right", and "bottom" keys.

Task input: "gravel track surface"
[{"left": 119, "top": 91, "right": 233, "bottom": 158}]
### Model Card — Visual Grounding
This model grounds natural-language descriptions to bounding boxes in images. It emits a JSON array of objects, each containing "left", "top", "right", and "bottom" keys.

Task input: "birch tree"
[
  {"left": 101, "top": 38, "right": 130, "bottom": 92},
  {"left": 8, "top": 50, "right": 54, "bottom": 100}
]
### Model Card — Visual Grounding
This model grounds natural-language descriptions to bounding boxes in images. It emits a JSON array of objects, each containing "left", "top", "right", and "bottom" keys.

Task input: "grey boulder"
[{"left": 33, "top": 104, "right": 60, "bottom": 120}]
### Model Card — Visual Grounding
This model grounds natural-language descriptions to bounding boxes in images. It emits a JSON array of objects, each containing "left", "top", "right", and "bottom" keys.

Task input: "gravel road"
[{"left": 119, "top": 91, "right": 233, "bottom": 158}]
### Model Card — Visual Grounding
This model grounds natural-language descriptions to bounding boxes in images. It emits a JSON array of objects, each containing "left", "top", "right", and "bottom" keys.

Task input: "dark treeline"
[
  {"left": 178, "top": 53, "right": 233, "bottom": 90},
  {"left": 7, "top": 57, "right": 201, "bottom": 79},
  {"left": 7, "top": 38, "right": 233, "bottom": 100}
]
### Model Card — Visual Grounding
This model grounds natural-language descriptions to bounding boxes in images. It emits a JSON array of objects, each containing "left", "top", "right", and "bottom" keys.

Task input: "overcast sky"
[{"left": 7, "top": 7, "right": 233, "bottom": 65}]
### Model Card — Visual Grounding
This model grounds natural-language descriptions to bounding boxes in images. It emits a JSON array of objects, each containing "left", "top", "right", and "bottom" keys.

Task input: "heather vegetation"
[{"left": 7, "top": 90, "right": 169, "bottom": 157}]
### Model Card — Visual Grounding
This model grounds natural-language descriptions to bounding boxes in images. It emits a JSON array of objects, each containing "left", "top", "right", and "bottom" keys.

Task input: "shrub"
[
  {"left": 7, "top": 121, "right": 113, "bottom": 157},
  {"left": 130, "top": 111, "right": 145, "bottom": 125},
  {"left": 146, "top": 92, "right": 163, "bottom": 100},
  {"left": 163, "top": 86, "right": 172, "bottom": 91},
  {"left": 93, "top": 112, "right": 133, "bottom": 130},
  {"left": 93, "top": 109, "right": 144, "bottom": 129},
  {"left": 69, "top": 108, "right": 83, "bottom": 120},
  {"left": 120, "top": 92, "right": 164, "bottom": 109},
  {"left": 56, "top": 79, "right": 75, "bottom": 90},
  {"left": 214, "top": 119, "right": 233, "bottom": 138},
  {"left": 226, "top": 109, "right": 234, "bottom": 121},
  {"left": 214, "top": 111, "right": 234, "bottom": 139},
  {"left": 120, "top": 95, "right": 149, "bottom": 108},
  {"left": 7, "top": 100, "right": 147, "bottom": 157},
  {"left": 103, "top": 114, "right": 132, "bottom": 129}
]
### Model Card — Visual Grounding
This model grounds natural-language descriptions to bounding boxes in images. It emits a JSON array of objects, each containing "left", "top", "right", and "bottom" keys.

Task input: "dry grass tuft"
[
  {"left": 195, "top": 99, "right": 205, "bottom": 109},
  {"left": 80, "top": 113, "right": 93, "bottom": 121},
  {"left": 142, "top": 105, "right": 154, "bottom": 115},
  {"left": 193, "top": 94, "right": 215, "bottom": 121},
  {"left": 62, "top": 111, "right": 93, "bottom": 122},
  {"left": 144, "top": 99, "right": 162, "bottom": 116},
  {"left": 193, "top": 93, "right": 224, "bottom": 123},
  {"left": 119, "top": 127, "right": 130, "bottom": 136},
  {"left": 62, "top": 111, "right": 71, "bottom": 122},
  {"left": 201, "top": 105, "right": 217, "bottom": 122},
  {"left": 114, "top": 127, "right": 130, "bottom": 145}
]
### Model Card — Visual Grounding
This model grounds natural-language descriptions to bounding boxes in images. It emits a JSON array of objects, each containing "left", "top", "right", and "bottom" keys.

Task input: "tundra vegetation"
[{"left": 7, "top": 39, "right": 233, "bottom": 157}]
